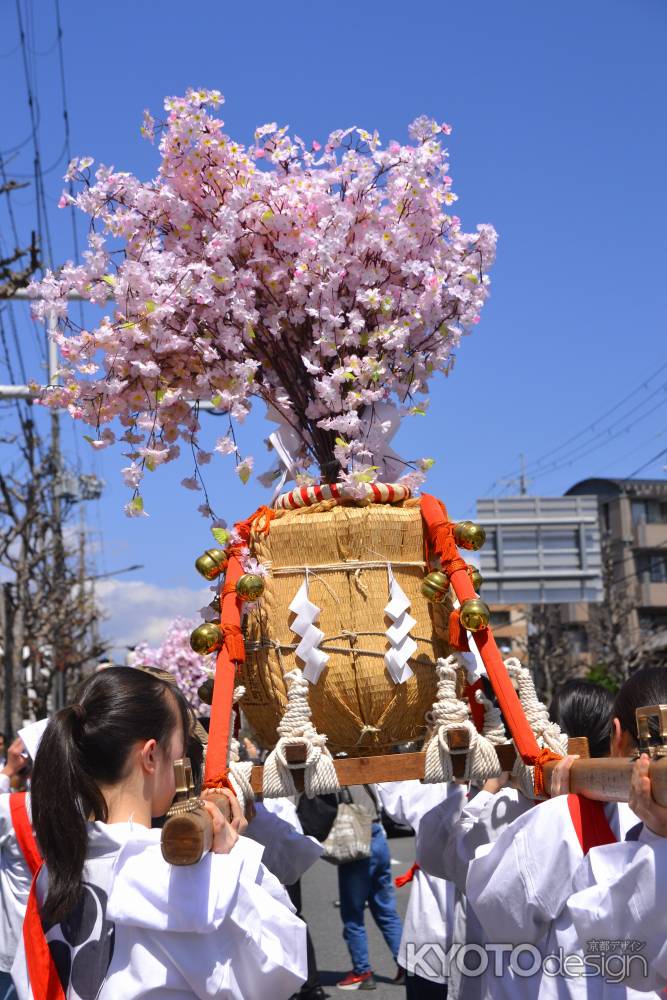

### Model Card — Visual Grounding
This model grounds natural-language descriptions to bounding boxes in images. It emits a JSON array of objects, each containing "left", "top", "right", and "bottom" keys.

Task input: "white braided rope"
[
  {"left": 262, "top": 669, "right": 340, "bottom": 799},
  {"left": 505, "top": 657, "right": 567, "bottom": 799},
  {"left": 423, "top": 657, "right": 502, "bottom": 784},
  {"left": 228, "top": 762, "right": 255, "bottom": 811},
  {"left": 505, "top": 658, "right": 568, "bottom": 754}
]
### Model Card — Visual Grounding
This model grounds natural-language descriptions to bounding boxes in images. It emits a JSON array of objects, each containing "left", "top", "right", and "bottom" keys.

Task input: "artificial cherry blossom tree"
[
  {"left": 32, "top": 89, "right": 496, "bottom": 513},
  {"left": 129, "top": 616, "right": 213, "bottom": 714}
]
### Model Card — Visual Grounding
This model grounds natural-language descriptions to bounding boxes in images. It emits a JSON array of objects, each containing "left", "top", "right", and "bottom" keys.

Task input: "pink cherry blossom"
[
  {"left": 33, "top": 89, "right": 496, "bottom": 510},
  {"left": 131, "top": 616, "right": 213, "bottom": 714}
]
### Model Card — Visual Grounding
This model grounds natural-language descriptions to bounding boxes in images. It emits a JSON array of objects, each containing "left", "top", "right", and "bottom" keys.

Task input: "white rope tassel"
[
  {"left": 505, "top": 658, "right": 568, "bottom": 755},
  {"left": 226, "top": 685, "right": 255, "bottom": 812},
  {"left": 423, "top": 657, "right": 501, "bottom": 784},
  {"left": 262, "top": 668, "right": 340, "bottom": 799},
  {"left": 505, "top": 657, "right": 567, "bottom": 799}
]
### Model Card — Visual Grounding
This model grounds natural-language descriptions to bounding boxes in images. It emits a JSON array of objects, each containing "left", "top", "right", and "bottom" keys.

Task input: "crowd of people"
[{"left": 0, "top": 664, "right": 665, "bottom": 999}]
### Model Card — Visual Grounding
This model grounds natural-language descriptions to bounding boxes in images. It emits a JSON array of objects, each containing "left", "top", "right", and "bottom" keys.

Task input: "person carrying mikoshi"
[
  {"left": 414, "top": 679, "right": 615, "bottom": 1000},
  {"left": 0, "top": 721, "right": 49, "bottom": 1000},
  {"left": 10, "top": 667, "right": 307, "bottom": 1000},
  {"left": 563, "top": 752, "right": 667, "bottom": 994},
  {"left": 463, "top": 666, "right": 666, "bottom": 999}
]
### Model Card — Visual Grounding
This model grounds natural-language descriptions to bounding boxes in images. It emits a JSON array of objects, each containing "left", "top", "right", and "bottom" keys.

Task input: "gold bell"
[
  {"left": 236, "top": 573, "right": 265, "bottom": 602},
  {"left": 421, "top": 570, "right": 449, "bottom": 603},
  {"left": 195, "top": 548, "right": 228, "bottom": 581},
  {"left": 453, "top": 521, "right": 486, "bottom": 551},
  {"left": 189, "top": 623, "right": 223, "bottom": 655},
  {"left": 198, "top": 678, "right": 214, "bottom": 705},
  {"left": 470, "top": 567, "right": 483, "bottom": 592},
  {"left": 459, "top": 597, "right": 490, "bottom": 632}
]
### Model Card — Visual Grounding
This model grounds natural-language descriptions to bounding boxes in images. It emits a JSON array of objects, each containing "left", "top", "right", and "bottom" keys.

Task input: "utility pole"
[
  {"left": 50, "top": 387, "right": 67, "bottom": 710},
  {"left": 1, "top": 582, "right": 15, "bottom": 738},
  {"left": 519, "top": 453, "right": 528, "bottom": 496},
  {"left": 499, "top": 453, "right": 533, "bottom": 497}
]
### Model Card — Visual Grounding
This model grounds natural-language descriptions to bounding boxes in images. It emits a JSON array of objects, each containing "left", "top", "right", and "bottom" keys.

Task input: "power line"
[
  {"left": 626, "top": 447, "right": 667, "bottom": 479},
  {"left": 528, "top": 391, "right": 667, "bottom": 483},
  {"left": 15, "top": 0, "right": 54, "bottom": 270},
  {"left": 585, "top": 429, "right": 665, "bottom": 475},
  {"left": 523, "top": 362, "right": 667, "bottom": 475},
  {"left": 483, "top": 362, "right": 667, "bottom": 496},
  {"left": 487, "top": 390, "right": 667, "bottom": 494},
  {"left": 53, "top": 0, "right": 84, "bottom": 326}
]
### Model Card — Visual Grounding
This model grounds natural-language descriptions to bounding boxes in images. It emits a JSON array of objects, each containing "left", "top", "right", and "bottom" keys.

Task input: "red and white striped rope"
[{"left": 274, "top": 482, "right": 411, "bottom": 510}]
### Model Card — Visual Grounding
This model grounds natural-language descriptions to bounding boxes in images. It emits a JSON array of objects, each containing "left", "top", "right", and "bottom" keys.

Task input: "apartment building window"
[
  {"left": 564, "top": 625, "right": 589, "bottom": 655},
  {"left": 638, "top": 610, "right": 667, "bottom": 631},
  {"left": 490, "top": 610, "right": 512, "bottom": 628},
  {"left": 636, "top": 550, "right": 667, "bottom": 584},
  {"left": 601, "top": 502, "right": 611, "bottom": 532},
  {"left": 631, "top": 499, "right": 667, "bottom": 526}
]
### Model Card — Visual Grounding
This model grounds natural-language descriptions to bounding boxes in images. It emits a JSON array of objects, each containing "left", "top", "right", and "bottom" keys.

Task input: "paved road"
[{"left": 300, "top": 832, "right": 416, "bottom": 998}]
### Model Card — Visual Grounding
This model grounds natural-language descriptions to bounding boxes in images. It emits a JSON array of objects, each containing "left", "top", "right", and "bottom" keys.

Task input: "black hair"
[
  {"left": 32, "top": 666, "right": 193, "bottom": 924},
  {"left": 549, "top": 680, "right": 614, "bottom": 758},
  {"left": 612, "top": 666, "right": 667, "bottom": 746}
]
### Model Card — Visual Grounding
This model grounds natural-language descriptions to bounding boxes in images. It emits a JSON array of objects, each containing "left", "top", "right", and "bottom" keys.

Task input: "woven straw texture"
[{"left": 239, "top": 498, "right": 450, "bottom": 755}]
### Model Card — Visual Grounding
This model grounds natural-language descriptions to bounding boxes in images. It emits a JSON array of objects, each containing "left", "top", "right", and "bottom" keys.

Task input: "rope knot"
[
  {"left": 262, "top": 668, "right": 340, "bottom": 799},
  {"left": 533, "top": 747, "right": 563, "bottom": 799},
  {"left": 355, "top": 724, "right": 381, "bottom": 745}
]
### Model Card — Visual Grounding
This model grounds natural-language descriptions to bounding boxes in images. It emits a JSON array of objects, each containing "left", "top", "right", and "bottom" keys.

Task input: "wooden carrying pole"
[
  {"left": 542, "top": 755, "right": 667, "bottom": 805},
  {"left": 161, "top": 756, "right": 233, "bottom": 866},
  {"left": 162, "top": 748, "right": 667, "bottom": 865},
  {"left": 248, "top": 749, "right": 667, "bottom": 806}
]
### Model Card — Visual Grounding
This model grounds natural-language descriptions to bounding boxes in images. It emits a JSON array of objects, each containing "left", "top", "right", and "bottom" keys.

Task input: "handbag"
[
  {"left": 296, "top": 792, "right": 339, "bottom": 843},
  {"left": 321, "top": 787, "right": 373, "bottom": 865}
]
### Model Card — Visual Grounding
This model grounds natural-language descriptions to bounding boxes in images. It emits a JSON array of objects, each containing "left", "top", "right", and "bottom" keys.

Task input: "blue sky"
[{"left": 1, "top": 0, "right": 665, "bottom": 653}]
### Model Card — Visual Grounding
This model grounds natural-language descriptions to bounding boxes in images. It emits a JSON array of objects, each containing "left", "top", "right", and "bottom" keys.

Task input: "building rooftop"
[{"left": 565, "top": 477, "right": 667, "bottom": 499}]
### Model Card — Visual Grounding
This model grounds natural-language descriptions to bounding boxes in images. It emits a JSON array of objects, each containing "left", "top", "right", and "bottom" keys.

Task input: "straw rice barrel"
[{"left": 238, "top": 497, "right": 450, "bottom": 755}]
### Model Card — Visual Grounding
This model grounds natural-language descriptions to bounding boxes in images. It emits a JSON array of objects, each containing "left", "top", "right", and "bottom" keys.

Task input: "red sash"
[
  {"left": 567, "top": 794, "right": 618, "bottom": 854},
  {"left": 9, "top": 793, "right": 41, "bottom": 876},
  {"left": 9, "top": 793, "right": 66, "bottom": 1000},
  {"left": 395, "top": 861, "right": 420, "bottom": 887}
]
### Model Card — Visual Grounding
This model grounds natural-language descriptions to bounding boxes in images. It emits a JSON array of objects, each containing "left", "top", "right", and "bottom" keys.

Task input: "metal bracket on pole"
[{"left": 0, "top": 289, "right": 85, "bottom": 400}]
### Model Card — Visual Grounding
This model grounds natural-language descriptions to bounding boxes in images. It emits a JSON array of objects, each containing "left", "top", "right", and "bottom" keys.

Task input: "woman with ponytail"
[{"left": 10, "top": 667, "right": 306, "bottom": 1000}]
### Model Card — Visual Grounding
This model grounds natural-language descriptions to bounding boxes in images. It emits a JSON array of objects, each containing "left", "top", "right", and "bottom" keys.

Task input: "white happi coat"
[
  {"left": 465, "top": 794, "right": 659, "bottom": 999},
  {"left": 424, "top": 786, "right": 535, "bottom": 893},
  {"left": 11, "top": 821, "right": 307, "bottom": 1000},
  {"left": 0, "top": 792, "right": 33, "bottom": 974},
  {"left": 417, "top": 785, "right": 534, "bottom": 1000},
  {"left": 246, "top": 799, "right": 323, "bottom": 885},
  {"left": 376, "top": 780, "right": 466, "bottom": 985},
  {"left": 565, "top": 829, "right": 667, "bottom": 994}
]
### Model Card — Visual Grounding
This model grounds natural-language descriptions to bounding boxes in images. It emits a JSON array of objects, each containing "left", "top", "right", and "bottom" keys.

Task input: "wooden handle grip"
[
  {"left": 542, "top": 755, "right": 667, "bottom": 806},
  {"left": 160, "top": 795, "right": 232, "bottom": 866}
]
